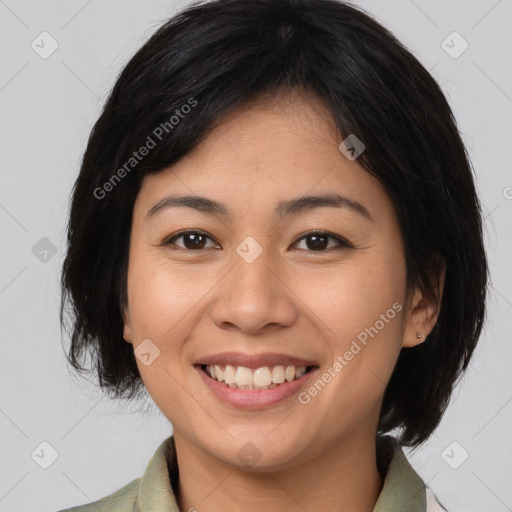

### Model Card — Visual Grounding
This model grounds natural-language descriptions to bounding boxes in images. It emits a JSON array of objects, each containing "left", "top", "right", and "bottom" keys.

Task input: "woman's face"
[{"left": 122, "top": 91, "right": 421, "bottom": 470}]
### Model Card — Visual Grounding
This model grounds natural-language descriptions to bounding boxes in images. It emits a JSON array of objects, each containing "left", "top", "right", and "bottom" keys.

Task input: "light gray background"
[{"left": 1, "top": 1, "right": 511, "bottom": 511}]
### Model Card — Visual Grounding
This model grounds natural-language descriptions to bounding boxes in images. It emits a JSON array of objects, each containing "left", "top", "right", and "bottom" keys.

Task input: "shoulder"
[
  {"left": 54, "top": 436, "right": 177, "bottom": 512},
  {"left": 54, "top": 477, "right": 140, "bottom": 512}
]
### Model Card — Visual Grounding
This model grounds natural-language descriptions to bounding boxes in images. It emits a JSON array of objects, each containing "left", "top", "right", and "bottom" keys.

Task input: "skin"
[{"left": 122, "top": 89, "right": 444, "bottom": 512}]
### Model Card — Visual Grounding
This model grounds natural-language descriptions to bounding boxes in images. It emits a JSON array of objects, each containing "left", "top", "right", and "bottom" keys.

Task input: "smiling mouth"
[{"left": 198, "top": 363, "right": 318, "bottom": 391}]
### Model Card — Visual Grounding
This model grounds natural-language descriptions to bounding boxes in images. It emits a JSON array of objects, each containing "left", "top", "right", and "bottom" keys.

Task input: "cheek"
[
  {"left": 126, "top": 251, "right": 215, "bottom": 341},
  {"left": 125, "top": 255, "right": 206, "bottom": 411},
  {"left": 291, "top": 250, "right": 406, "bottom": 344},
  {"left": 292, "top": 250, "right": 406, "bottom": 412}
]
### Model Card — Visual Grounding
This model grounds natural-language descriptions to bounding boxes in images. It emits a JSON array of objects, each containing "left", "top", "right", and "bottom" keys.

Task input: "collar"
[
  {"left": 136, "top": 436, "right": 180, "bottom": 511},
  {"left": 136, "top": 435, "right": 426, "bottom": 512},
  {"left": 373, "top": 435, "right": 426, "bottom": 511}
]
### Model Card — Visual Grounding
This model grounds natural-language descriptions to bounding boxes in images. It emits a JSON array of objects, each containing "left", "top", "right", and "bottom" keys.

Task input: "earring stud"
[{"left": 416, "top": 332, "right": 422, "bottom": 340}]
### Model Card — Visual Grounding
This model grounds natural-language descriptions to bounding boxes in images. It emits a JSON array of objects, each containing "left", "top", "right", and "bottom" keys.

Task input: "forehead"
[{"left": 135, "top": 91, "right": 393, "bottom": 224}]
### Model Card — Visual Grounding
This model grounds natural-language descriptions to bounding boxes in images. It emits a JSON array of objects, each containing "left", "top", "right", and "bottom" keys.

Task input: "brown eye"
[
  {"left": 165, "top": 231, "right": 218, "bottom": 250},
  {"left": 163, "top": 230, "right": 352, "bottom": 252},
  {"left": 293, "top": 231, "right": 352, "bottom": 252}
]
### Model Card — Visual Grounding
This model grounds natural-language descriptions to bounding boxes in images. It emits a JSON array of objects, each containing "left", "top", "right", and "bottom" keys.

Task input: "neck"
[{"left": 172, "top": 431, "right": 382, "bottom": 512}]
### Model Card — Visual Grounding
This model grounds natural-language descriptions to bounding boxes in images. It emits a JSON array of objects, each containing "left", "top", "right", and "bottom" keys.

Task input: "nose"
[{"left": 209, "top": 244, "right": 298, "bottom": 335}]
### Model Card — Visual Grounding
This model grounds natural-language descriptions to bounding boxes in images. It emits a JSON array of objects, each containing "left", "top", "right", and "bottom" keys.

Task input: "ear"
[
  {"left": 402, "top": 259, "right": 446, "bottom": 348},
  {"left": 122, "top": 305, "right": 133, "bottom": 344}
]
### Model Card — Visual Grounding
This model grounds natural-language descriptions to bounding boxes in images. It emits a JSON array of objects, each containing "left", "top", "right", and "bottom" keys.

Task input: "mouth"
[
  {"left": 196, "top": 363, "right": 318, "bottom": 391},
  {"left": 193, "top": 352, "right": 320, "bottom": 409},
  {"left": 194, "top": 356, "right": 320, "bottom": 410}
]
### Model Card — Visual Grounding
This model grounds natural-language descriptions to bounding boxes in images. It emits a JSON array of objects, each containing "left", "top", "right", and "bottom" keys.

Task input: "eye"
[
  {"left": 292, "top": 230, "right": 353, "bottom": 252},
  {"left": 163, "top": 229, "right": 352, "bottom": 252},
  {"left": 163, "top": 230, "right": 220, "bottom": 250}
]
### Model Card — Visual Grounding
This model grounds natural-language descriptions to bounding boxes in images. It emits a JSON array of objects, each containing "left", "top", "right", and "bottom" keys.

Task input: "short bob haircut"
[{"left": 60, "top": 0, "right": 488, "bottom": 447}]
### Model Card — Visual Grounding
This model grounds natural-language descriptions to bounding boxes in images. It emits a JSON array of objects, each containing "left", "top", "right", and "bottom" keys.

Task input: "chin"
[{"left": 205, "top": 433, "right": 308, "bottom": 472}]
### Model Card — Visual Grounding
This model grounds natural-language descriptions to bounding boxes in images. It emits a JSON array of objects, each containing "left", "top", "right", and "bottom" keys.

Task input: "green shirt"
[{"left": 57, "top": 435, "right": 446, "bottom": 512}]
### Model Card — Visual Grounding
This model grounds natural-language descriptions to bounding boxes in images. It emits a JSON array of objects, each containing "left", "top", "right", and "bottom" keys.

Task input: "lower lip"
[{"left": 195, "top": 365, "right": 318, "bottom": 410}]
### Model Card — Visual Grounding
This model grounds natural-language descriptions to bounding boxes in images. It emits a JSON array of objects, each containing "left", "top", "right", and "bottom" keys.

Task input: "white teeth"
[
  {"left": 253, "top": 367, "right": 272, "bottom": 387},
  {"left": 235, "top": 366, "right": 253, "bottom": 388},
  {"left": 204, "top": 364, "right": 309, "bottom": 390},
  {"left": 224, "top": 364, "right": 236, "bottom": 385},
  {"left": 272, "top": 365, "right": 285, "bottom": 383}
]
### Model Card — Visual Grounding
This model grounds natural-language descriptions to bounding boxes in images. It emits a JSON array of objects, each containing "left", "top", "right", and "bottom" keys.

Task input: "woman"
[{"left": 58, "top": 0, "right": 488, "bottom": 510}]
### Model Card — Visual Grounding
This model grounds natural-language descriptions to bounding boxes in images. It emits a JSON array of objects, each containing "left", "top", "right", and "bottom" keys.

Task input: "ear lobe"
[{"left": 402, "top": 258, "right": 446, "bottom": 348}]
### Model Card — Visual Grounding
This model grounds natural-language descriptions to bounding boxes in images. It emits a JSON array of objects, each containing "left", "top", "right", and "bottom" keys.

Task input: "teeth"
[
  {"left": 204, "top": 364, "right": 308, "bottom": 390},
  {"left": 235, "top": 366, "right": 253, "bottom": 389},
  {"left": 224, "top": 364, "right": 236, "bottom": 385},
  {"left": 272, "top": 365, "right": 285, "bottom": 383},
  {"left": 296, "top": 367, "right": 306, "bottom": 378},
  {"left": 253, "top": 367, "right": 272, "bottom": 387}
]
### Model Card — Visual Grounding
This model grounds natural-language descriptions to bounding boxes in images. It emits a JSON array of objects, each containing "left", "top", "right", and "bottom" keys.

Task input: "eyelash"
[{"left": 162, "top": 229, "right": 353, "bottom": 253}]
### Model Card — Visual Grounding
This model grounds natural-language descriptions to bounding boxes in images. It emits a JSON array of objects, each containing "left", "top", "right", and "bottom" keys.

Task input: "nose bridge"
[
  {"left": 210, "top": 234, "right": 297, "bottom": 332},
  {"left": 231, "top": 234, "right": 277, "bottom": 304}
]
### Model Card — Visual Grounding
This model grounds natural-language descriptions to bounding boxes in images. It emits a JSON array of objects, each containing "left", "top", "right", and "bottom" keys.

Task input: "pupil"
[
  {"left": 185, "top": 233, "right": 205, "bottom": 249},
  {"left": 308, "top": 234, "right": 327, "bottom": 250}
]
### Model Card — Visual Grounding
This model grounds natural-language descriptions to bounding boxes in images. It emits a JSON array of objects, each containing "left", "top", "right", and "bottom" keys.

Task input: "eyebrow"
[{"left": 145, "top": 193, "right": 373, "bottom": 221}]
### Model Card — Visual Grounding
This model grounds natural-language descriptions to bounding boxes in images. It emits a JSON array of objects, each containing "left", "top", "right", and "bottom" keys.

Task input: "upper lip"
[{"left": 195, "top": 352, "right": 319, "bottom": 369}]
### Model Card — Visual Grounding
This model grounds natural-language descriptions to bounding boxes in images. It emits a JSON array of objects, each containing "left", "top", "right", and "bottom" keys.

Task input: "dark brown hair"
[{"left": 60, "top": 0, "right": 488, "bottom": 446}]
